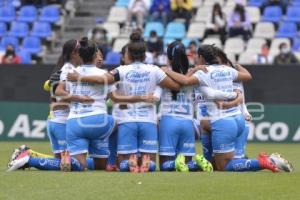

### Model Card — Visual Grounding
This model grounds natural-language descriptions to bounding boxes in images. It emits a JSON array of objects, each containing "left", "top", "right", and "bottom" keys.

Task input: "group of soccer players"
[{"left": 7, "top": 31, "right": 294, "bottom": 173}]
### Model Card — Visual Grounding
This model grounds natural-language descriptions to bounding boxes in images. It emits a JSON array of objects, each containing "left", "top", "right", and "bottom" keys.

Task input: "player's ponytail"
[
  {"left": 127, "top": 31, "right": 146, "bottom": 62},
  {"left": 167, "top": 41, "right": 190, "bottom": 100}
]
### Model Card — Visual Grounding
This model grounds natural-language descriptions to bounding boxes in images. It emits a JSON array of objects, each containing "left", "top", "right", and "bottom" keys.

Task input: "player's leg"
[
  {"left": 234, "top": 122, "right": 249, "bottom": 159},
  {"left": 159, "top": 116, "right": 179, "bottom": 171},
  {"left": 139, "top": 122, "right": 158, "bottom": 173},
  {"left": 107, "top": 128, "right": 118, "bottom": 171},
  {"left": 117, "top": 122, "right": 139, "bottom": 172},
  {"left": 200, "top": 119, "right": 213, "bottom": 162}
]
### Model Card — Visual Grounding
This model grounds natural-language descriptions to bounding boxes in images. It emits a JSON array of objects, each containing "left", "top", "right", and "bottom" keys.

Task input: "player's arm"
[
  {"left": 67, "top": 70, "right": 115, "bottom": 84},
  {"left": 215, "top": 89, "right": 243, "bottom": 109},
  {"left": 235, "top": 64, "right": 252, "bottom": 82},
  {"left": 159, "top": 76, "right": 181, "bottom": 91},
  {"left": 201, "top": 86, "right": 238, "bottom": 100},
  {"left": 108, "top": 91, "right": 159, "bottom": 104},
  {"left": 161, "top": 67, "right": 199, "bottom": 86},
  {"left": 186, "top": 65, "right": 208, "bottom": 77},
  {"left": 55, "top": 82, "right": 94, "bottom": 103}
]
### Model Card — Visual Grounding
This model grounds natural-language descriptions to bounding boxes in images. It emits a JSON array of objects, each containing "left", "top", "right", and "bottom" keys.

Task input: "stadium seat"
[
  {"left": 143, "top": 22, "right": 164, "bottom": 38},
  {"left": 246, "top": 6, "right": 261, "bottom": 23},
  {"left": 192, "top": 0, "right": 203, "bottom": 8},
  {"left": 22, "top": 36, "right": 42, "bottom": 55},
  {"left": 253, "top": 22, "right": 275, "bottom": 39},
  {"left": 0, "top": 22, "right": 7, "bottom": 37},
  {"left": 102, "top": 22, "right": 120, "bottom": 39},
  {"left": 226, "top": 53, "right": 236, "bottom": 63},
  {"left": 39, "top": 5, "right": 60, "bottom": 24},
  {"left": 113, "top": 37, "right": 129, "bottom": 52},
  {"left": 292, "top": 37, "right": 300, "bottom": 51},
  {"left": 17, "top": 5, "right": 37, "bottom": 23},
  {"left": 270, "top": 38, "right": 291, "bottom": 55},
  {"left": 0, "top": 36, "right": 19, "bottom": 50},
  {"left": 164, "top": 22, "right": 185, "bottom": 39},
  {"left": 276, "top": 22, "right": 298, "bottom": 39},
  {"left": 115, "top": 0, "right": 130, "bottom": 7},
  {"left": 163, "top": 37, "right": 176, "bottom": 48},
  {"left": 262, "top": 6, "right": 282, "bottom": 22},
  {"left": 8, "top": 21, "right": 29, "bottom": 38},
  {"left": 294, "top": 52, "right": 300, "bottom": 61},
  {"left": 224, "top": 37, "right": 245, "bottom": 55},
  {"left": 195, "top": 6, "right": 212, "bottom": 22},
  {"left": 223, "top": 6, "right": 234, "bottom": 17},
  {"left": 105, "top": 51, "right": 121, "bottom": 65},
  {"left": 186, "top": 22, "right": 205, "bottom": 39},
  {"left": 246, "top": 38, "right": 267, "bottom": 54},
  {"left": 107, "top": 7, "right": 128, "bottom": 23},
  {"left": 248, "top": 0, "right": 264, "bottom": 7},
  {"left": 31, "top": 22, "right": 52, "bottom": 39},
  {"left": 17, "top": 50, "right": 32, "bottom": 64},
  {"left": 203, "top": 0, "right": 224, "bottom": 7},
  {"left": 0, "top": 6, "right": 15, "bottom": 22},
  {"left": 291, "top": 0, "right": 300, "bottom": 6},
  {"left": 226, "top": 0, "right": 247, "bottom": 7},
  {"left": 202, "top": 37, "right": 222, "bottom": 49},
  {"left": 285, "top": 6, "right": 300, "bottom": 23},
  {"left": 238, "top": 51, "right": 255, "bottom": 64}
]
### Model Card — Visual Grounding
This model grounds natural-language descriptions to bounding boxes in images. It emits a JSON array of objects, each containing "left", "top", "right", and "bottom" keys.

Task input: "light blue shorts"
[
  {"left": 234, "top": 123, "right": 249, "bottom": 158},
  {"left": 47, "top": 120, "right": 67, "bottom": 154}
]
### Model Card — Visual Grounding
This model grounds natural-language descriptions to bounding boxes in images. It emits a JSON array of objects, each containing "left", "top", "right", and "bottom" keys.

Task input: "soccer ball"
[{"left": 269, "top": 153, "right": 294, "bottom": 172}]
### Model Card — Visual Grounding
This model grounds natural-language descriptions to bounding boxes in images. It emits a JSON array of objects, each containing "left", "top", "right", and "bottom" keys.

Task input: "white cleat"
[
  {"left": 7, "top": 150, "right": 30, "bottom": 172},
  {"left": 269, "top": 153, "right": 294, "bottom": 172},
  {"left": 9, "top": 145, "right": 30, "bottom": 164}
]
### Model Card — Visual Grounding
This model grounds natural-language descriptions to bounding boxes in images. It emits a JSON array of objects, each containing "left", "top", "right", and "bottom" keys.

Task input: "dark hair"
[
  {"left": 120, "top": 44, "right": 128, "bottom": 65},
  {"left": 212, "top": 3, "right": 223, "bottom": 23},
  {"left": 213, "top": 46, "right": 234, "bottom": 68},
  {"left": 78, "top": 37, "right": 99, "bottom": 63},
  {"left": 127, "top": 32, "right": 146, "bottom": 62},
  {"left": 53, "top": 39, "right": 79, "bottom": 73},
  {"left": 197, "top": 45, "right": 219, "bottom": 65},
  {"left": 150, "top": 30, "right": 157, "bottom": 37},
  {"left": 279, "top": 42, "right": 287, "bottom": 49},
  {"left": 234, "top": 4, "right": 246, "bottom": 22},
  {"left": 167, "top": 41, "right": 190, "bottom": 100}
]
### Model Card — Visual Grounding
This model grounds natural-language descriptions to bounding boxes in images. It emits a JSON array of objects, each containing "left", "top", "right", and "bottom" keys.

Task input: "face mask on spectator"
[
  {"left": 281, "top": 47, "right": 290, "bottom": 54},
  {"left": 149, "top": 37, "right": 158, "bottom": 43},
  {"left": 6, "top": 49, "right": 15, "bottom": 56}
]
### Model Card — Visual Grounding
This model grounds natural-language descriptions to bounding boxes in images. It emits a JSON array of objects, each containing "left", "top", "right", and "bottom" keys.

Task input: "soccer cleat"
[
  {"left": 60, "top": 150, "right": 71, "bottom": 172},
  {"left": 106, "top": 164, "right": 119, "bottom": 172},
  {"left": 195, "top": 154, "right": 213, "bottom": 172},
  {"left": 175, "top": 154, "right": 189, "bottom": 172},
  {"left": 7, "top": 150, "right": 30, "bottom": 172},
  {"left": 128, "top": 154, "right": 139, "bottom": 173},
  {"left": 269, "top": 153, "right": 294, "bottom": 172},
  {"left": 258, "top": 152, "right": 279, "bottom": 173},
  {"left": 8, "top": 145, "right": 30, "bottom": 165},
  {"left": 140, "top": 154, "right": 151, "bottom": 173}
]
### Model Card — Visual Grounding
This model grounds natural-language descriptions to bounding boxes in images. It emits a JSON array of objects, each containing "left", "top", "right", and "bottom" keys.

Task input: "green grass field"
[{"left": 0, "top": 142, "right": 299, "bottom": 200}]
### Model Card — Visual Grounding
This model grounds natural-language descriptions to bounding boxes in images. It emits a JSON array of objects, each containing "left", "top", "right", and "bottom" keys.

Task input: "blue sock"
[
  {"left": 70, "top": 157, "right": 85, "bottom": 171},
  {"left": 225, "top": 159, "right": 261, "bottom": 172},
  {"left": 108, "top": 129, "right": 118, "bottom": 165},
  {"left": 161, "top": 160, "right": 175, "bottom": 171},
  {"left": 86, "top": 157, "right": 94, "bottom": 170},
  {"left": 119, "top": 160, "right": 129, "bottom": 172},
  {"left": 187, "top": 160, "right": 199, "bottom": 171},
  {"left": 200, "top": 133, "right": 213, "bottom": 162},
  {"left": 149, "top": 161, "right": 156, "bottom": 172},
  {"left": 28, "top": 158, "right": 61, "bottom": 170}
]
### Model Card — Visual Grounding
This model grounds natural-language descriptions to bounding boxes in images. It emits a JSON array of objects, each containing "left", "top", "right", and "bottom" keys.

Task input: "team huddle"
[{"left": 7, "top": 31, "right": 294, "bottom": 173}]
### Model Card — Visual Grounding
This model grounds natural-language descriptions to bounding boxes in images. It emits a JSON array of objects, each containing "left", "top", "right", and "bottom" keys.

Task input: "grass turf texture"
[{"left": 0, "top": 142, "right": 299, "bottom": 200}]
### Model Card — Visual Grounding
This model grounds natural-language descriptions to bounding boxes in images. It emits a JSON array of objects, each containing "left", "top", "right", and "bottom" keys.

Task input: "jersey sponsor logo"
[
  {"left": 142, "top": 140, "right": 157, "bottom": 146},
  {"left": 210, "top": 70, "right": 231, "bottom": 80},
  {"left": 125, "top": 70, "right": 151, "bottom": 83}
]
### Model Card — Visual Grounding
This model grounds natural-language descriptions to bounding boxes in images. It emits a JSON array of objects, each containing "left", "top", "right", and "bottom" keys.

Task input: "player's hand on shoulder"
[{"left": 67, "top": 71, "right": 80, "bottom": 82}]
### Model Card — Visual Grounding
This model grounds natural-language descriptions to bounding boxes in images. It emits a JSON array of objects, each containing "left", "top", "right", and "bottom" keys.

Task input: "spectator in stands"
[
  {"left": 186, "top": 41, "right": 198, "bottom": 65},
  {"left": 253, "top": 43, "right": 273, "bottom": 64},
  {"left": 146, "top": 30, "right": 163, "bottom": 64},
  {"left": 203, "top": 3, "right": 226, "bottom": 44},
  {"left": 274, "top": 42, "right": 299, "bottom": 65},
  {"left": 150, "top": 0, "right": 171, "bottom": 27},
  {"left": 1, "top": 45, "right": 21, "bottom": 64},
  {"left": 169, "top": 0, "right": 192, "bottom": 28},
  {"left": 127, "top": 0, "right": 151, "bottom": 29},
  {"left": 227, "top": 3, "right": 251, "bottom": 41},
  {"left": 90, "top": 26, "right": 111, "bottom": 59}
]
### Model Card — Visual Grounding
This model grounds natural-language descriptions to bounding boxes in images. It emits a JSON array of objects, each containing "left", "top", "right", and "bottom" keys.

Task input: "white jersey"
[
  {"left": 160, "top": 86, "right": 194, "bottom": 120},
  {"left": 193, "top": 64, "right": 241, "bottom": 122},
  {"left": 49, "top": 62, "right": 75, "bottom": 124},
  {"left": 112, "top": 62, "right": 166, "bottom": 124},
  {"left": 233, "top": 81, "right": 250, "bottom": 117},
  {"left": 68, "top": 64, "right": 114, "bottom": 119}
]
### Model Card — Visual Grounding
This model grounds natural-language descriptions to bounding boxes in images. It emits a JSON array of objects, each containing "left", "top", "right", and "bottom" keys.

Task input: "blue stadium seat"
[
  {"left": 17, "top": 50, "right": 32, "bottom": 64},
  {"left": 0, "top": 22, "right": 7, "bottom": 37},
  {"left": 163, "top": 38, "right": 176, "bottom": 48},
  {"left": 164, "top": 22, "right": 186, "bottom": 39},
  {"left": 276, "top": 22, "right": 298, "bottom": 38},
  {"left": 248, "top": 0, "right": 265, "bottom": 7},
  {"left": 0, "top": 6, "right": 15, "bottom": 22},
  {"left": 291, "top": 0, "right": 300, "bottom": 6},
  {"left": 31, "top": 22, "right": 52, "bottom": 38},
  {"left": 292, "top": 37, "right": 300, "bottom": 51},
  {"left": 105, "top": 51, "right": 121, "bottom": 65},
  {"left": 143, "top": 22, "right": 164, "bottom": 38},
  {"left": 39, "top": 5, "right": 60, "bottom": 24},
  {"left": 8, "top": 21, "right": 29, "bottom": 38},
  {"left": 17, "top": 5, "right": 38, "bottom": 23},
  {"left": 0, "top": 36, "right": 19, "bottom": 50},
  {"left": 285, "top": 6, "right": 300, "bottom": 23},
  {"left": 262, "top": 6, "right": 282, "bottom": 22},
  {"left": 115, "top": 0, "right": 130, "bottom": 7},
  {"left": 181, "top": 38, "right": 200, "bottom": 48},
  {"left": 22, "top": 36, "right": 42, "bottom": 54}
]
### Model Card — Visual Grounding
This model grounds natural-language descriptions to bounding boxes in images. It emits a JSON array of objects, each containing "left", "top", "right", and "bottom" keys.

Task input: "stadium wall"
[{"left": 0, "top": 64, "right": 299, "bottom": 142}]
